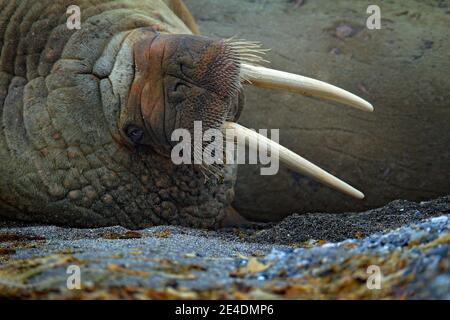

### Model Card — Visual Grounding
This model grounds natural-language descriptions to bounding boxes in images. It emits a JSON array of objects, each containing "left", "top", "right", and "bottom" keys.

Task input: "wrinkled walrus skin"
[{"left": 0, "top": 0, "right": 242, "bottom": 229}]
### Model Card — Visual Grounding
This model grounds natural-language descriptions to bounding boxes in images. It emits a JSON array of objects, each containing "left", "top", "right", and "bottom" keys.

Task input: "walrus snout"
[{"left": 123, "top": 33, "right": 242, "bottom": 158}]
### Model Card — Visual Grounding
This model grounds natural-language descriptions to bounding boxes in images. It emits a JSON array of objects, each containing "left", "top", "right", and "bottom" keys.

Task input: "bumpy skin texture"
[{"left": 0, "top": 0, "right": 237, "bottom": 228}]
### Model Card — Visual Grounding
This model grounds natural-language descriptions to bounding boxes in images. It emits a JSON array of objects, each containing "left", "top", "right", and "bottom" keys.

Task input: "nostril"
[
  {"left": 125, "top": 125, "right": 145, "bottom": 144},
  {"left": 174, "top": 81, "right": 187, "bottom": 93},
  {"left": 179, "top": 62, "right": 185, "bottom": 75},
  {"left": 179, "top": 62, "right": 191, "bottom": 77},
  {"left": 168, "top": 81, "right": 189, "bottom": 104},
  {"left": 177, "top": 57, "right": 194, "bottom": 76}
]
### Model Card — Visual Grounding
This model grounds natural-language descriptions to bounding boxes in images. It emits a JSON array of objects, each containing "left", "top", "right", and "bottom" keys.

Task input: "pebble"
[{"left": 335, "top": 24, "right": 357, "bottom": 38}]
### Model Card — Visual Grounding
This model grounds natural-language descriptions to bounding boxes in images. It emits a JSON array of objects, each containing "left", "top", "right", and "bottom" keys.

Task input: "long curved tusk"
[
  {"left": 240, "top": 64, "right": 373, "bottom": 112},
  {"left": 224, "top": 121, "right": 365, "bottom": 199}
]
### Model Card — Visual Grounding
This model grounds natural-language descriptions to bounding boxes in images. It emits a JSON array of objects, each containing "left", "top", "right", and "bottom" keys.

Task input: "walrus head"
[
  {"left": 121, "top": 33, "right": 242, "bottom": 161},
  {"left": 117, "top": 29, "right": 373, "bottom": 202}
]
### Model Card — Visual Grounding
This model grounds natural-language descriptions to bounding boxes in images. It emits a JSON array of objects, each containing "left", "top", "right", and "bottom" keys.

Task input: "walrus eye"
[{"left": 125, "top": 125, "right": 145, "bottom": 144}]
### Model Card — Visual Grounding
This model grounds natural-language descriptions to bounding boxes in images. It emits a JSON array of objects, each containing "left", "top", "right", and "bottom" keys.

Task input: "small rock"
[{"left": 335, "top": 24, "right": 357, "bottom": 39}]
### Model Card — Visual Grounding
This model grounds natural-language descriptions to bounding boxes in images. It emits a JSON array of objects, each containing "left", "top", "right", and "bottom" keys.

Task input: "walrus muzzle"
[
  {"left": 123, "top": 33, "right": 241, "bottom": 157},
  {"left": 124, "top": 32, "right": 373, "bottom": 200}
]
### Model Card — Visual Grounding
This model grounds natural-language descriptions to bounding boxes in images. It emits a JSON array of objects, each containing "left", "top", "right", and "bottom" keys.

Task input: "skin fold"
[{"left": 0, "top": 0, "right": 243, "bottom": 228}]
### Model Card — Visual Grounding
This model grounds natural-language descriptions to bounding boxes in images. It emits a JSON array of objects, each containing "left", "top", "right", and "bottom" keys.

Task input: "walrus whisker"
[
  {"left": 240, "top": 64, "right": 373, "bottom": 112},
  {"left": 225, "top": 40, "right": 372, "bottom": 113},
  {"left": 224, "top": 121, "right": 365, "bottom": 199},
  {"left": 237, "top": 54, "right": 270, "bottom": 63},
  {"left": 232, "top": 48, "right": 270, "bottom": 53},
  {"left": 225, "top": 38, "right": 271, "bottom": 65}
]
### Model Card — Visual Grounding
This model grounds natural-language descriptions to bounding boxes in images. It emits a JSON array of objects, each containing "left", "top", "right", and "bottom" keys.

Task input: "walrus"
[{"left": 0, "top": 0, "right": 373, "bottom": 228}]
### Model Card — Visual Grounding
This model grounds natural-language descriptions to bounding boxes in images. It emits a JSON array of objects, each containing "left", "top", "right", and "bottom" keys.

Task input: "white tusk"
[
  {"left": 241, "top": 64, "right": 373, "bottom": 112},
  {"left": 225, "top": 122, "right": 365, "bottom": 199}
]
